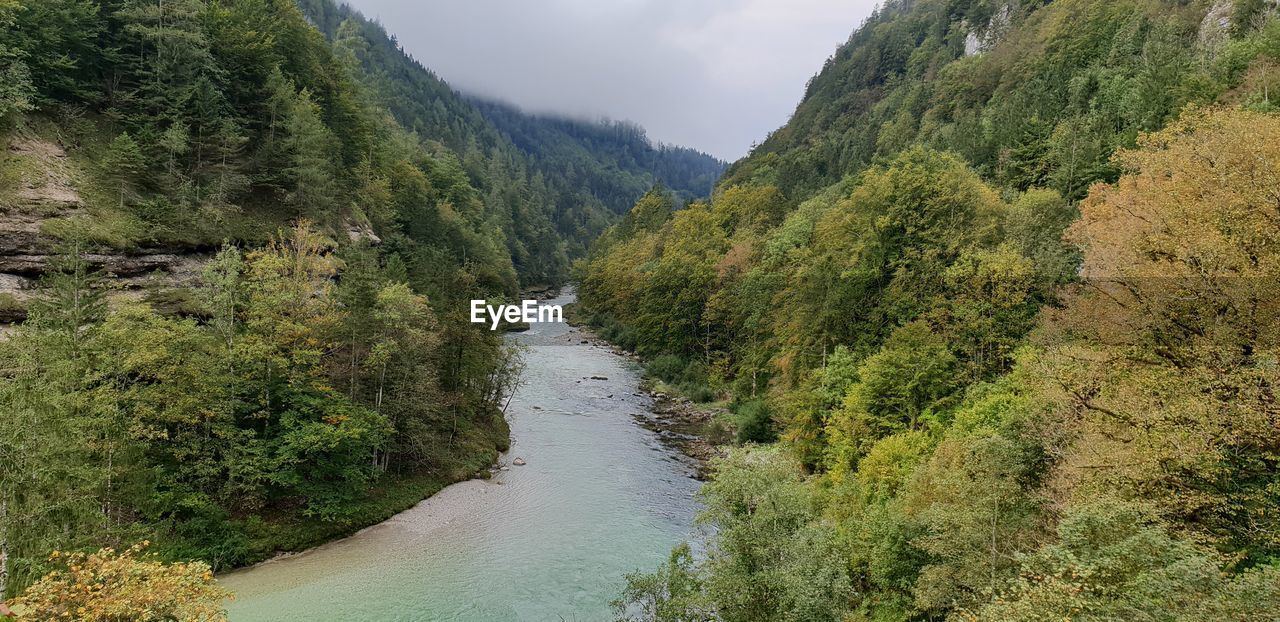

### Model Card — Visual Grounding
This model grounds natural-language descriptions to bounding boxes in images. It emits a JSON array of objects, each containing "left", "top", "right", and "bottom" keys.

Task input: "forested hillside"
[
  {"left": 470, "top": 98, "right": 724, "bottom": 209},
  {"left": 297, "top": 0, "right": 726, "bottom": 261},
  {"left": 0, "top": 0, "right": 669, "bottom": 605},
  {"left": 584, "top": 0, "right": 1280, "bottom": 619}
]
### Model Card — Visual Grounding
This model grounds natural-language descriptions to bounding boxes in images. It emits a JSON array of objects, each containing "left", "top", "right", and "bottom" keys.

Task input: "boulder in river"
[{"left": 513, "top": 457, "right": 527, "bottom": 466}]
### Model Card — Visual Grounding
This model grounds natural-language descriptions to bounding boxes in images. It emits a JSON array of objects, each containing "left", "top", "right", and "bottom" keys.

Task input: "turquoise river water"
[{"left": 220, "top": 290, "right": 702, "bottom": 621}]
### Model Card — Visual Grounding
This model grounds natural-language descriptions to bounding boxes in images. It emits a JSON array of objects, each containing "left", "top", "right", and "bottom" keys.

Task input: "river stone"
[{"left": 513, "top": 457, "right": 526, "bottom": 466}]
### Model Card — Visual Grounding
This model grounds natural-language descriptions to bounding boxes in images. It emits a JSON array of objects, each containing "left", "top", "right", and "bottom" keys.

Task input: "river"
[{"left": 220, "top": 289, "right": 702, "bottom": 621}]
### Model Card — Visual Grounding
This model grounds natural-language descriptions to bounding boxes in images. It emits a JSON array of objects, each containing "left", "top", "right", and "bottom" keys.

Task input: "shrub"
[
  {"left": 734, "top": 399, "right": 776, "bottom": 443},
  {"left": 646, "top": 354, "right": 687, "bottom": 382},
  {"left": 680, "top": 382, "right": 716, "bottom": 403},
  {"left": 12, "top": 543, "right": 231, "bottom": 621}
]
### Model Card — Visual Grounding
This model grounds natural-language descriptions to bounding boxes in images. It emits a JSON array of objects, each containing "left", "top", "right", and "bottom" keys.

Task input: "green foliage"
[
  {"left": 0, "top": 0, "right": 653, "bottom": 595},
  {"left": 828, "top": 322, "right": 957, "bottom": 456},
  {"left": 613, "top": 543, "right": 711, "bottom": 622},
  {"left": 697, "top": 448, "right": 853, "bottom": 622},
  {"left": 99, "top": 132, "right": 146, "bottom": 208},
  {"left": 601, "top": 4, "right": 1280, "bottom": 621},
  {"left": 0, "top": 225, "right": 517, "bottom": 597},
  {"left": 723, "top": 0, "right": 1227, "bottom": 201},
  {"left": 969, "top": 499, "right": 1280, "bottom": 622},
  {"left": 0, "top": 0, "right": 32, "bottom": 122},
  {"left": 295, "top": 1, "right": 723, "bottom": 280},
  {"left": 281, "top": 89, "right": 339, "bottom": 216},
  {"left": 731, "top": 400, "right": 774, "bottom": 444}
]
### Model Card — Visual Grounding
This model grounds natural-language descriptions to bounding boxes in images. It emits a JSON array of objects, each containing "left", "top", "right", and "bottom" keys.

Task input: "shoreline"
[
  {"left": 564, "top": 310, "right": 728, "bottom": 480},
  {"left": 223, "top": 290, "right": 719, "bottom": 581},
  {"left": 219, "top": 289, "right": 706, "bottom": 619},
  {"left": 221, "top": 288, "right": 568, "bottom": 574},
  {"left": 633, "top": 389, "right": 728, "bottom": 480},
  {"left": 215, "top": 447, "right": 505, "bottom": 577}
]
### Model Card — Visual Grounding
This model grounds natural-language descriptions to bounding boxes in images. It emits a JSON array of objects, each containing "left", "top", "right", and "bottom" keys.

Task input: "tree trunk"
[{"left": 1, "top": 499, "right": 9, "bottom": 601}]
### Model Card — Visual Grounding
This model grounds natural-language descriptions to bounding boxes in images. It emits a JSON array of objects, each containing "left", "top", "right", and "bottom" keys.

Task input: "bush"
[
  {"left": 647, "top": 354, "right": 687, "bottom": 382},
  {"left": 12, "top": 543, "right": 230, "bottom": 621},
  {"left": 680, "top": 381, "right": 716, "bottom": 403},
  {"left": 600, "top": 320, "right": 638, "bottom": 351},
  {"left": 734, "top": 399, "right": 776, "bottom": 444}
]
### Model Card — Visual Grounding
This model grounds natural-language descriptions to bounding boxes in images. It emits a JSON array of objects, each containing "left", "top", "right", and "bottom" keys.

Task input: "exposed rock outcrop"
[
  {"left": 963, "top": 3, "right": 1014, "bottom": 56},
  {"left": 8, "top": 136, "right": 84, "bottom": 210},
  {"left": 344, "top": 219, "right": 381, "bottom": 245},
  {"left": 1, "top": 135, "right": 211, "bottom": 328}
]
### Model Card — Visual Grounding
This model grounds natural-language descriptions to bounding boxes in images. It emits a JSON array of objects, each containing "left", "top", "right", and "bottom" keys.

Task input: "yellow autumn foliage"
[{"left": 10, "top": 543, "right": 230, "bottom": 622}]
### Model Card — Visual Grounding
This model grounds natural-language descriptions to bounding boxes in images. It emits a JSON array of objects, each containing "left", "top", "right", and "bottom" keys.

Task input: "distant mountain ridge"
[
  {"left": 468, "top": 97, "right": 725, "bottom": 209},
  {"left": 297, "top": 0, "right": 725, "bottom": 261}
]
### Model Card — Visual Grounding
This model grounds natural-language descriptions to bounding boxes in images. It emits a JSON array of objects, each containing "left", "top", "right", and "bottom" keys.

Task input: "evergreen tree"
[
  {"left": 100, "top": 132, "right": 146, "bottom": 207},
  {"left": 283, "top": 89, "right": 338, "bottom": 215},
  {"left": 28, "top": 238, "right": 107, "bottom": 358}
]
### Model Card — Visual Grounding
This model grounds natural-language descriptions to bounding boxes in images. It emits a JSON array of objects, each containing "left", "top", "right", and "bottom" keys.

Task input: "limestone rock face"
[
  {"left": 0, "top": 135, "right": 210, "bottom": 327},
  {"left": 345, "top": 219, "right": 382, "bottom": 245},
  {"left": 963, "top": 2, "right": 1013, "bottom": 56}
]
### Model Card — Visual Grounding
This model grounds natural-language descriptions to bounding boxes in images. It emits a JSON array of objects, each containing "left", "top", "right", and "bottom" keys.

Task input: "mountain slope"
[
  {"left": 296, "top": 0, "right": 725, "bottom": 260},
  {"left": 725, "top": 0, "right": 1243, "bottom": 201},
  {"left": 0, "top": 0, "right": 523, "bottom": 597},
  {"left": 470, "top": 97, "right": 724, "bottom": 209},
  {"left": 585, "top": 1, "right": 1280, "bottom": 619}
]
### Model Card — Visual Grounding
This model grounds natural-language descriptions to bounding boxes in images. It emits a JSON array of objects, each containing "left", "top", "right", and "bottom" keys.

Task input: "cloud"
[{"left": 342, "top": 0, "right": 877, "bottom": 160}]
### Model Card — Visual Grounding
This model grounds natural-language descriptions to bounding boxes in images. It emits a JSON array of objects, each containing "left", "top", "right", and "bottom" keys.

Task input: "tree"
[
  {"left": 27, "top": 238, "right": 107, "bottom": 358},
  {"left": 613, "top": 543, "right": 712, "bottom": 622},
  {"left": 1044, "top": 107, "right": 1280, "bottom": 561},
  {"left": 5, "top": 0, "right": 102, "bottom": 106},
  {"left": 1, "top": 242, "right": 114, "bottom": 599},
  {"left": 283, "top": 89, "right": 339, "bottom": 215},
  {"left": 11, "top": 543, "right": 230, "bottom": 621},
  {"left": 201, "top": 244, "right": 243, "bottom": 352},
  {"left": 824, "top": 322, "right": 957, "bottom": 471},
  {"left": 159, "top": 119, "right": 190, "bottom": 178},
  {"left": 933, "top": 245, "right": 1038, "bottom": 381},
  {"left": 970, "top": 500, "right": 1234, "bottom": 622},
  {"left": 0, "top": 0, "right": 32, "bottom": 121},
  {"left": 687, "top": 448, "right": 854, "bottom": 622},
  {"left": 99, "top": 132, "right": 146, "bottom": 207},
  {"left": 116, "top": 0, "right": 216, "bottom": 121}
]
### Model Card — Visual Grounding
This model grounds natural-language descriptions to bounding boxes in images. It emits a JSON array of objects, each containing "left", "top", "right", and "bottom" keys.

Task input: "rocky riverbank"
[
  {"left": 631, "top": 390, "right": 729, "bottom": 480},
  {"left": 507, "top": 294, "right": 726, "bottom": 478},
  {"left": 561, "top": 311, "right": 729, "bottom": 479}
]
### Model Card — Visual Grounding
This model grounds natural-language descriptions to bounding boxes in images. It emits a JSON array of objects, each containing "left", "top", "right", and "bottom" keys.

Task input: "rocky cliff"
[{"left": 0, "top": 132, "right": 209, "bottom": 325}]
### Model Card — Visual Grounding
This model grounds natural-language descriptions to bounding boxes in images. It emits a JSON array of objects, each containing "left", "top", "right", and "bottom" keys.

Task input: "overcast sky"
[{"left": 342, "top": 0, "right": 879, "bottom": 161}]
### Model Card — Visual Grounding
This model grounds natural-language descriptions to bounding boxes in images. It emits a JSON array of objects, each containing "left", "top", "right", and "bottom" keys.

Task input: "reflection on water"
[{"left": 221, "top": 290, "right": 702, "bottom": 621}]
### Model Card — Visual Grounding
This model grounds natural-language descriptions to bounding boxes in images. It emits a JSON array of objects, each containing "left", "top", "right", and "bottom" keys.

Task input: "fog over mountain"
[{"left": 342, "top": 0, "right": 879, "bottom": 160}]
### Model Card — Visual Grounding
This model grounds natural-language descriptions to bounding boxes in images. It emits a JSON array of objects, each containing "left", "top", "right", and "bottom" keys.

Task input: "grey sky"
[{"left": 342, "top": 0, "right": 879, "bottom": 160}]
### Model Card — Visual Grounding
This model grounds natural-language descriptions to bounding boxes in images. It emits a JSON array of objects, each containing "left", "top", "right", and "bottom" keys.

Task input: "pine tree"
[
  {"left": 159, "top": 118, "right": 189, "bottom": 177},
  {"left": 28, "top": 238, "right": 107, "bottom": 358},
  {"left": 259, "top": 66, "right": 293, "bottom": 175},
  {"left": 116, "top": 0, "right": 215, "bottom": 120},
  {"left": 100, "top": 132, "right": 146, "bottom": 207},
  {"left": 201, "top": 118, "right": 248, "bottom": 210},
  {"left": 284, "top": 88, "right": 338, "bottom": 215},
  {"left": 0, "top": 1, "right": 33, "bottom": 121}
]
